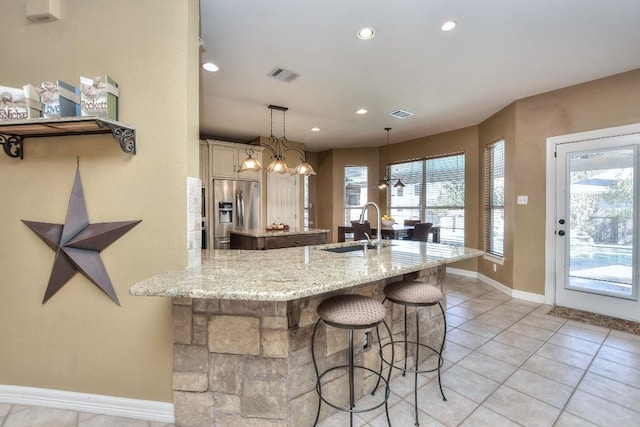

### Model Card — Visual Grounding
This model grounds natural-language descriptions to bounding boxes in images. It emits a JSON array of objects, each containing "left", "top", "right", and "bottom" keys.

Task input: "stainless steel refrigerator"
[{"left": 212, "top": 179, "right": 261, "bottom": 249}]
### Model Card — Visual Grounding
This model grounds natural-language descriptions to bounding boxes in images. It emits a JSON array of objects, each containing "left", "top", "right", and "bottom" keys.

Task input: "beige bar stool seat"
[
  {"left": 376, "top": 280, "right": 447, "bottom": 426},
  {"left": 312, "top": 294, "right": 394, "bottom": 427}
]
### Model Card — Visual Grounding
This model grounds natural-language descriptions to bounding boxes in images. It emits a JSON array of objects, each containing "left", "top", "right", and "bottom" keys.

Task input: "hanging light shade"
[
  {"left": 377, "top": 179, "right": 389, "bottom": 189},
  {"left": 394, "top": 179, "right": 405, "bottom": 188},
  {"left": 266, "top": 156, "right": 289, "bottom": 174},
  {"left": 237, "top": 149, "right": 262, "bottom": 172},
  {"left": 294, "top": 161, "right": 317, "bottom": 175}
]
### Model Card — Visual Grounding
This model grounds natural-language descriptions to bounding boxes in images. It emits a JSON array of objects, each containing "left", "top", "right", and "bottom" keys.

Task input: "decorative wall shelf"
[{"left": 0, "top": 116, "right": 136, "bottom": 159}]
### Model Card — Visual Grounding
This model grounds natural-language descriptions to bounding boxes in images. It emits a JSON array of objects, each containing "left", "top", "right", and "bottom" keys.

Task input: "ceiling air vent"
[
  {"left": 388, "top": 109, "right": 414, "bottom": 119},
  {"left": 269, "top": 67, "right": 299, "bottom": 83}
]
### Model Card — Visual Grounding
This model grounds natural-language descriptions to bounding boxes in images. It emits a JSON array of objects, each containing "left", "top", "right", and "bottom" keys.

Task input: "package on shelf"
[
  {"left": 0, "top": 84, "right": 42, "bottom": 120},
  {"left": 37, "top": 80, "right": 81, "bottom": 118},
  {"left": 80, "top": 75, "right": 119, "bottom": 120}
]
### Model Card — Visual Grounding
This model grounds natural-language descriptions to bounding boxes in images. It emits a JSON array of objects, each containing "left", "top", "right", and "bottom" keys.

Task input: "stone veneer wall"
[{"left": 171, "top": 266, "right": 446, "bottom": 426}]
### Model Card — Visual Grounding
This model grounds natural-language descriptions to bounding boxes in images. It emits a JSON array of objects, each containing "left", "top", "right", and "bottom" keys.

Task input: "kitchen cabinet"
[
  {"left": 207, "top": 139, "right": 263, "bottom": 180},
  {"left": 229, "top": 229, "right": 328, "bottom": 250}
]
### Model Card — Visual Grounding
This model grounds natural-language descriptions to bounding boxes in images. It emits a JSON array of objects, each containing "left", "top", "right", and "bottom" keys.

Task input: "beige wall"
[
  {"left": 511, "top": 69, "right": 640, "bottom": 294},
  {"left": 0, "top": 0, "right": 199, "bottom": 402},
  {"left": 316, "top": 150, "right": 335, "bottom": 235}
]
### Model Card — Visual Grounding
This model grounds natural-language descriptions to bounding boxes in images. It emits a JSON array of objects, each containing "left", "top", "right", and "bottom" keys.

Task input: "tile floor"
[{"left": 2, "top": 274, "right": 640, "bottom": 426}]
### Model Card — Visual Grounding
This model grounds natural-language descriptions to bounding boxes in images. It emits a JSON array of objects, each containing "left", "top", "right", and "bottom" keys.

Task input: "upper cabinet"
[{"left": 206, "top": 139, "right": 263, "bottom": 181}]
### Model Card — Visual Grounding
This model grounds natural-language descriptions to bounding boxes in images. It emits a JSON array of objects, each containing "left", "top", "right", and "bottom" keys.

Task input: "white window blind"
[
  {"left": 344, "top": 166, "right": 368, "bottom": 225},
  {"left": 485, "top": 140, "right": 505, "bottom": 257},
  {"left": 389, "top": 153, "right": 465, "bottom": 245}
]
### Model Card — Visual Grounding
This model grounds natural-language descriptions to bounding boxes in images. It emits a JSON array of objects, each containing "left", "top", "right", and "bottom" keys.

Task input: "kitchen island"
[
  {"left": 130, "top": 240, "right": 483, "bottom": 426},
  {"left": 229, "top": 227, "right": 329, "bottom": 250}
]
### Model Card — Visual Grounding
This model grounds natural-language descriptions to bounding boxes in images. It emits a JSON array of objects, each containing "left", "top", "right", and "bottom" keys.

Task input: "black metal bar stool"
[
  {"left": 376, "top": 280, "right": 447, "bottom": 426},
  {"left": 311, "top": 294, "right": 394, "bottom": 427}
]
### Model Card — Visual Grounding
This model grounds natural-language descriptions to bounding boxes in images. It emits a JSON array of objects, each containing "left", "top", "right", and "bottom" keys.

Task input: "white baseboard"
[
  {"left": 0, "top": 385, "right": 174, "bottom": 423},
  {"left": 449, "top": 269, "right": 546, "bottom": 304},
  {"left": 446, "top": 267, "right": 477, "bottom": 278},
  {"left": 476, "top": 272, "right": 545, "bottom": 303},
  {"left": 511, "top": 289, "right": 546, "bottom": 304}
]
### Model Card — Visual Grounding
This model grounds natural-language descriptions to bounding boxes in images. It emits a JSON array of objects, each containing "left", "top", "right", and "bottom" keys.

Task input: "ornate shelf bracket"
[
  {"left": 96, "top": 120, "right": 136, "bottom": 154},
  {"left": 0, "top": 134, "right": 24, "bottom": 159},
  {"left": 0, "top": 116, "right": 136, "bottom": 159}
]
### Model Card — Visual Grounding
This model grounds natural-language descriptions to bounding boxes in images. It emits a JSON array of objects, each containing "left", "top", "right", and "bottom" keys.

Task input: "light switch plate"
[{"left": 517, "top": 195, "right": 528, "bottom": 205}]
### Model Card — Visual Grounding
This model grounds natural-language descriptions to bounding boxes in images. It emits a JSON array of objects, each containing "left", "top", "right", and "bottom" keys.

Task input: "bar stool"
[
  {"left": 312, "top": 294, "right": 394, "bottom": 427},
  {"left": 376, "top": 280, "right": 447, "bottom": 426}
]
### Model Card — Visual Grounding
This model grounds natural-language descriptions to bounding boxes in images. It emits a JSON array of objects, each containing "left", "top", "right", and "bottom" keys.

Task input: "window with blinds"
[
  {"left": 485, "top": 139, "right": 505, "bottom": 257},
  {"left": 344, "top": 166, "right": 368, "bottom": 225},
  {"left": 389, "top": 153, "right": 465, "bottom": 245}
]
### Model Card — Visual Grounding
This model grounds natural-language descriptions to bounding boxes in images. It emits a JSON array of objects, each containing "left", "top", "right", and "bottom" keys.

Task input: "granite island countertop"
[
  {"left": 130, "top": 240, "right": 483, "bottom": 301},
  {"left": 229, "top": 227, "right": 330, "bottom": 238}
]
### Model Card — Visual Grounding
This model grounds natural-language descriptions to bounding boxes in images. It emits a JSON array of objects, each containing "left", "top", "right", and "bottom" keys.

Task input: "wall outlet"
[
  {"left": 517, "top": 195, "right": 528, "bottom": 205},
  {"left": 493, "top": 263, "right": 497, "bottom": 272},
  {"left": 363, "top": 331, "right": 371, "bottom": 350}
]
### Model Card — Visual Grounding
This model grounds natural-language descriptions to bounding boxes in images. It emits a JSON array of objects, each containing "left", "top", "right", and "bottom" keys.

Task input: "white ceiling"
[{"left": 199, "top": 0, "right": 640, "bottom": 152}]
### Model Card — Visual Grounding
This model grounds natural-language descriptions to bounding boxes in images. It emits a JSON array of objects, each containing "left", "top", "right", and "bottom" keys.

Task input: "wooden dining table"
[{"left": 337, "top": 224, "right": 440, "bottom": 243}]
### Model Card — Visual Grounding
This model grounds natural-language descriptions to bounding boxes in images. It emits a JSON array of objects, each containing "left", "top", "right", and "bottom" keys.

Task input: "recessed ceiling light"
[
  {"left": 357, "top": 27, "right": 375, "bottom": 40},
  {"left": 310, "top": 127, "right": 320, "bottom": 132},
  {"left": 202, "top": 62, "right": 219, "bottom": 72},
  {"left": 441, "top": 21, "right": 456, "bottom": 31},
  {"left": 356, "top": 108, "right": 368, "bottom": 115}
]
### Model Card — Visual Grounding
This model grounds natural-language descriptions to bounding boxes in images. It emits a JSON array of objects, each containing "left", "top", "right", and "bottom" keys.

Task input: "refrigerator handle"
[{"left": 236, "top": 191, "right": 244, "bottom": 228}]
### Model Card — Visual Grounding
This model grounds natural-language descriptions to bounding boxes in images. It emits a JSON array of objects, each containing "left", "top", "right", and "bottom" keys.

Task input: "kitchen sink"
[{"left": 322, "top": 244, "right": 375, "bottom": 253}]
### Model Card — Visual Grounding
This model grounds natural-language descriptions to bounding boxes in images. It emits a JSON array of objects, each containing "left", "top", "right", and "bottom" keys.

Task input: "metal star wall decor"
[{"left": 22, "top": 167, "right": 141, "bottom": 306}]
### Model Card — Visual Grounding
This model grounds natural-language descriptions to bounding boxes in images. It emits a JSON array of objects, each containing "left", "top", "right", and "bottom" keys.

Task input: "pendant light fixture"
[
  {"left": 385, "top": 127, "right": 405, "bottom": 188},
  {"left": 377, "top": 127, "right": 392, "bottom": 189},
  {"left": 238, "top": 105, "right": 316, "bottom": 175}
]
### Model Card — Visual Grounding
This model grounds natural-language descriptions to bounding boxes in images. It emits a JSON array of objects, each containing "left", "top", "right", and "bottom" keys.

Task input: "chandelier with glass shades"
[{"left": 238, "top": 105, "right": 316, "bottom": 176}]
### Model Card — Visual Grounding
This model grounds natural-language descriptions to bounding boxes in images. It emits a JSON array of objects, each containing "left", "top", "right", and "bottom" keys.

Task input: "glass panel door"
[{"left": 555, "top": 133, "right": 640, "bottom": 321}]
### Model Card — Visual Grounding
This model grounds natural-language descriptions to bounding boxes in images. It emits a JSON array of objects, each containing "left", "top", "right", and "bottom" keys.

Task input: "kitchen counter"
[
  {"left": 229, "top": 227, "right": 329, "bottom": 249},
  {"left": 130, "top": 241, "right": 483, "bottom": 426},
  {"left": 130, "top": 240, "right": 482, "bottom": 300}
]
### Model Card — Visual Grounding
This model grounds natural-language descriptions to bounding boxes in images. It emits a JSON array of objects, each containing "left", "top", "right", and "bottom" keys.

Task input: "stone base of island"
[{"left": 130, "top": 240, "right": 483, "bottom": 426}]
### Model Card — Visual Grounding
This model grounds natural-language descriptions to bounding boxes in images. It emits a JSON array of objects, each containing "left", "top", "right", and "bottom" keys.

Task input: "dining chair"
[
  {"left": 411, "top": 222, "right": 433, "bottom": 242},
  {"left": 352, "top": 222, "right": 372, "bottom": 241}
]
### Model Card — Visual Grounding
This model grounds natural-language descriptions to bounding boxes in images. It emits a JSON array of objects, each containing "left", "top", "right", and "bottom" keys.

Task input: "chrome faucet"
[{"left": 358, "top": 202, "right": 382, "bottom": 248}]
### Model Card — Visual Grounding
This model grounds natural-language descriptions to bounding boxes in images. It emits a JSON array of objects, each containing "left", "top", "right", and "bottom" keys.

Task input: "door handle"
[{"left": 558, "top": 230, "right": 565, "bottom": 236}]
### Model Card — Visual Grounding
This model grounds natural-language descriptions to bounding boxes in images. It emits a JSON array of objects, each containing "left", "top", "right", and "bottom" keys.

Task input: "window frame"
[
  {"left": 388, "top": 152, "right": 465, "bottom": 245},
  {"left": 344, "top": 165, "right": 368, "bottom": 225},
  {"left": 485, "top": 139, "right": 505, "bottom": 258}
]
